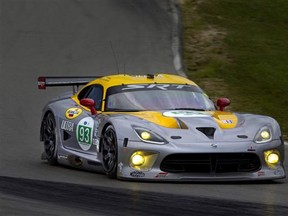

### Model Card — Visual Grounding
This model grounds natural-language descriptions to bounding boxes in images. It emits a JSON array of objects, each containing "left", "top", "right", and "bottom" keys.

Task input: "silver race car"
[{"left": 38, "top": 74, "right": 286, "bottom": 181}]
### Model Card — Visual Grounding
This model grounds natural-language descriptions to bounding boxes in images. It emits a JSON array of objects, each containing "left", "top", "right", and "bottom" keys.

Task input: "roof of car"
[{"left": 88, "top": 74, "right": 197, "bottom": 87}]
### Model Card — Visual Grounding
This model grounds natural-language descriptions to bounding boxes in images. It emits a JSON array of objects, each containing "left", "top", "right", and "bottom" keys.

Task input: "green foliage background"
[{"left": 181, "top": 0, "right": 288, "bottom": 139}]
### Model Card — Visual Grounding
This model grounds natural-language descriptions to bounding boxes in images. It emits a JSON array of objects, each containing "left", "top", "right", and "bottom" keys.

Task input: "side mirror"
[
  {"left": 216, "top": 98, "right": 230, "bottom": 111},
  {"left": 80, "top": 98, "right": 97, "bottom": 115}
]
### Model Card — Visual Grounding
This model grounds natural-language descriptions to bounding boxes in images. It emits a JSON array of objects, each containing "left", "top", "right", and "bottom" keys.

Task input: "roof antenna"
[
  {"left": 109, "top": 41, "right": 120, "bottom": 74},
  {"left": 123, "top": 63, "right": 126, "bottom": 75}
]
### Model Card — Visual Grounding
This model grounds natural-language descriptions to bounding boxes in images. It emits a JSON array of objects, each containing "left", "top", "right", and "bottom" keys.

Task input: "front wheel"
[
  {"left": 42, "top": 112, "right": 58, "bottom": 165},
  {"left": 102, "top": 125, "right": 118, "bottom": 178}
]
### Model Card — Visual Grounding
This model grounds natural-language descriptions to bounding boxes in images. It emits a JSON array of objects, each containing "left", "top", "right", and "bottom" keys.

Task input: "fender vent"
[
  {"left": 63, "top": 131, "right": 71, "bottom": 141},
  {"left": 197, "top": 127, "right": 216, "bottom": 139}
]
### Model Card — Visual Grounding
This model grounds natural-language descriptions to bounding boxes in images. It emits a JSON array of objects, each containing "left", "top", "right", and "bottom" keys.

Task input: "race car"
[{"left": 38, "top": 74, "right": 286, "bottom": 181}]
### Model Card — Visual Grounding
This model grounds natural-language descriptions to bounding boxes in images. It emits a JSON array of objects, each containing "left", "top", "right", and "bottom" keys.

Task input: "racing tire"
[
  {"left": 102, "top": 125, "right": 118, "bottom": 178},
  {"left": 42, "top": 112, "right": 58, "bottom": 165}
]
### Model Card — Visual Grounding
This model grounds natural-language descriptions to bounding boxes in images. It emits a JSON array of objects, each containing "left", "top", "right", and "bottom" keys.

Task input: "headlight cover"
[
  {"left": 264, "top": 149, "right": 280, "bottom": 168},
  {"left": 254, "top": 126, "right": 272, "bottom": 143},
  {"left": 133, "top": 127, "right": 167, "bottom": 144},
  {"left": 129, "top": 151, "right": 158, "bottom": 171}
]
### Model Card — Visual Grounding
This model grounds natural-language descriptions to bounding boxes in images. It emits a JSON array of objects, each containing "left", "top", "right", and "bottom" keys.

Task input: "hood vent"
[{"left": 197, "top": 127, "right": 216, "bottom": 139}]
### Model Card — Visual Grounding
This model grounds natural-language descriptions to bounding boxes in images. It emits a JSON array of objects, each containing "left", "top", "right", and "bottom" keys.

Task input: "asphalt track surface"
[{"left": 0, "top": 0, "right": 287, "bottom": 215}]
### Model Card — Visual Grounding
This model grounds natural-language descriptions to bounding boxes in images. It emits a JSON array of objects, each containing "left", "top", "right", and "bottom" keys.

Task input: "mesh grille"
[{"left": 160, "top": 153, "right": 261, "bottom": 173}]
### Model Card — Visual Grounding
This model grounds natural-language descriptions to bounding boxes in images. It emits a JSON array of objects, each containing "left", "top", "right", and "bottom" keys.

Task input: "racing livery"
[{"left": 38, "top": 74, "right": 286, "bottom": 181}]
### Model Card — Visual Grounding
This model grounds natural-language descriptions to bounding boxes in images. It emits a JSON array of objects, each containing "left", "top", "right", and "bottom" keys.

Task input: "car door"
[{"left": 62, "top": 84, "right": 103, "bottom": 154}]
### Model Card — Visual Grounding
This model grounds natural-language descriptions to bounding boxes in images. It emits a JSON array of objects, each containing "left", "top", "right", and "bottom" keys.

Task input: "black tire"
[
  {"left": 42, "top": 112, "right": 58, "bottom": 165},
  {"left": 102, "top": 125, "right": 118, "bottom": 178}
]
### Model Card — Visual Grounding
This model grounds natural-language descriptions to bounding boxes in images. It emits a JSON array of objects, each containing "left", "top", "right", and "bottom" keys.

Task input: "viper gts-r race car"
[{"left": 38, "top": 74, "right": 286, "bottom": 181}]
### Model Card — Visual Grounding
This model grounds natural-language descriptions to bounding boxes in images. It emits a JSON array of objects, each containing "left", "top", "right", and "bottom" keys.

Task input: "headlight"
[
  {"left": 254, "top": 126, "right": 272, "bottom": 143},
  {"left": 130, "top": 151, "right": 158, "bottom": 171},
  {"left": 264, "top": 150, "right": 280, "bottom": 167},
  {"left": 134, "top": 127, "right": 167, "bottom": 144},
  {"left": 131, "top": 154, "right": 145, "bottom": 166}
]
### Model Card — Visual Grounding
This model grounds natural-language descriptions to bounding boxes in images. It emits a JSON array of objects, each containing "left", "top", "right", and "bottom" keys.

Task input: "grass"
[{"left": 180, "top": 0, "right": 288, "bottom": 139}]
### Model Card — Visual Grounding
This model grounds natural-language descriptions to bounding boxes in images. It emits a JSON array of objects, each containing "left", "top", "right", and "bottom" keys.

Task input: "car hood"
[
  {"left": 124, "top": 110, "right": 239, "bottom": 129},
  {"left": 107, "top": 110, "right": 279, "bottom": 142}
]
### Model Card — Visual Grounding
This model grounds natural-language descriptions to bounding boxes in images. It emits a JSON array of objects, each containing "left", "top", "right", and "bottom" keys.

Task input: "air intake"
[
  {"left": 160, "top": 153, "right": 261, "bottom": 173},
  {"left": 197, "top": 127, "right": 216, "bottom": 139}
]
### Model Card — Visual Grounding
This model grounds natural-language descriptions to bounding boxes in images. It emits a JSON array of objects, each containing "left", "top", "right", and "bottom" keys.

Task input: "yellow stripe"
[
  {"left": 105, "top": 111, "right": 180, "bottom": 129},
  {"left": 211, "top": 111, "right": 238, "bottom": 129}
]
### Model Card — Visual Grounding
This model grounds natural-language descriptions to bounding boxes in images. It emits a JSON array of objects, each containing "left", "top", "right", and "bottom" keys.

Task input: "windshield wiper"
[
  {"left": 171, "top": 108, "right": 206, "bottom": 111},
  {"left": 106, "top": 109, "right": 142, "bottom": 112}
]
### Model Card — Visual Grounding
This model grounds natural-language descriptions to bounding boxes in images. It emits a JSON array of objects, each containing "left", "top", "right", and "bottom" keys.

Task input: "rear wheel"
[
  {"left": 42, "top": 112, "right": 58, "bottom": 165},
  {"left": 102, "top": 125, "right": 118, "bottom": 178}
]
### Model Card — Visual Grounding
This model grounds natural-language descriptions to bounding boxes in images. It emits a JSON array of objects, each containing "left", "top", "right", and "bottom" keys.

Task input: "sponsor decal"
[
  {"left": 221, "top": 119, "right": 233, "bottom": 124},
  {"left": 93, "top": 138, "right": 100, "bottom": 152},
  {"left": 65, "top": 108, "right": 82, "bottom": 119},
  {"left": 155, "top": 172, "right": 168, "bottom": 178},
  {"left": 38, "top": 81, "right": 45, "bottom": 89},
  {"left": 57, "top": 154, "right": 68, "bottom": 160},
  {"left": 247, "top": 145, "right": 256, "bottom": 152},
  {"left": 122, "top": 84, "right": 192, "bottom": 91},
  {"left": 211, "top": 143, "right": 218, "bottom": 148},
  {"left": 76, "top": 117, "right": 94, "bottom": 151},
  {"left": 163, "top": 111, "right": 210, "bottom": 118},
  {"left": 131, "top": 75, "right": 163, "bottom": 78},
  {"left": 61, "top": 120, "right": 74, "bottom": 132},
  {"left": 274, "top": 168, "right": 284, "bottom": 176},
  {"left": 93, "top": 119, "right": 100, "bottom": 137},
  {"left": 257, "top": 171, "right": 265, "bottom": 176},
  {"left": 118, "top": 162, "right": 124, "bottom": 173},
  {"left": 130, "top": 171, "right": 145, "bottom": 178}
]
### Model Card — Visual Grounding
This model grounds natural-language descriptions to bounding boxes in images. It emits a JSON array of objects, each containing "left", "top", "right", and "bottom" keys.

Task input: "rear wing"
[{"left": 38, "top": 76, "right": 101, "bottom": 92}]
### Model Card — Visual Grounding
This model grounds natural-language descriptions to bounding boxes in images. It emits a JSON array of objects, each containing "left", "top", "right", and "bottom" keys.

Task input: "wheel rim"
[
  {"left": 43, "top": 114, "right": 56, "bottom": 159},
  {"left": 102, "top": 128, "right": 117, "bottom": 172}
]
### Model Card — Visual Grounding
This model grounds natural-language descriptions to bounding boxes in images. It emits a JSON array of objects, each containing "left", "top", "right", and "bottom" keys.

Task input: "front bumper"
[{"left": 116, "top": 139, "right": 286, "bottom": 181}]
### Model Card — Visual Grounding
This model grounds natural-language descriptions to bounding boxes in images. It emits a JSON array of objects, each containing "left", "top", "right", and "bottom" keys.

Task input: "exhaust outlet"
[{"left": 68, "top": 155, "right": 83, "bottom": 167}]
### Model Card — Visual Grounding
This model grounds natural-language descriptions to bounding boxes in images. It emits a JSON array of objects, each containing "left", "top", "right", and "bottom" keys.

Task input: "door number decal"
[{"left": 76, "top": 117, "right": 94, "bottom": 151}]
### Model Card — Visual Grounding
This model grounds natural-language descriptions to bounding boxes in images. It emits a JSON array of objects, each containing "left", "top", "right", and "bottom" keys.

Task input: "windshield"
[{"left": 105, "top": 84, "right": 215, "bottom": 111}]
